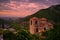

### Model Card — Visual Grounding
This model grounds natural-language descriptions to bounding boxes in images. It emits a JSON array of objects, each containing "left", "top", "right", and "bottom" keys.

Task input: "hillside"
[{"left": 24, "top": 5, "right": 60, "bottom": 23}]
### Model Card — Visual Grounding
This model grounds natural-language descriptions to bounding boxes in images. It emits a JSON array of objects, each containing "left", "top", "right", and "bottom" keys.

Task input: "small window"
[
  {"left": 36, "top": 28, "right": 38, "bottom": 32},
  {"left": 35, "top": 21, "right": 38, "bottom": 24},
  {"left": 44, "top": 27, "right": 46, "bottom": 30},
  {"left": 31, "top": 20, "right": 32, "bottom": 25}
]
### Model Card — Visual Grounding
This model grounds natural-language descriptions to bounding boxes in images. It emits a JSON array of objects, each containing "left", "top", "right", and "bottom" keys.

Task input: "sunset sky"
[{"left": 0, "top": 0, "right": 60, "bottom": 17}]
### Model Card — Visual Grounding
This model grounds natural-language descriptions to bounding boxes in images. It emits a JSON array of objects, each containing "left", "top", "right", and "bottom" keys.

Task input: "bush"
[
  {"left": 3, "top": 30, "right": 16, "bottom": 40},
  {"left": 16, "top": 30, "right": 32, "bottom": 40},
  {"left": 42, "top": 25, "right": 60, "bottom": 40}
]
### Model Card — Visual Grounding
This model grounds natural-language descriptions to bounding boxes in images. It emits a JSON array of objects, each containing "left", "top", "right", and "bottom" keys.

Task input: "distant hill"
[
  {"left": 24, "top": 5, "right": 60, "bottom": 23},
  {"left": 0, "top": 17, "right": 25, "bottom": 24}
]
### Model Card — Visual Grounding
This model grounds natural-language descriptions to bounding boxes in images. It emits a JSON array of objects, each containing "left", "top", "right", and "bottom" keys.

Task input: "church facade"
[{"left": 29, "top": 17, "right": 53, "bottom": 34}]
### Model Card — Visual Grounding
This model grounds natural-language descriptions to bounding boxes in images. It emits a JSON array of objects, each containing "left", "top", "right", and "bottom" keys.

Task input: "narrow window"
[
  {"left": 36, "top": 28, "right": 38, "bottom": 32},
  {"left": 35, "top": 21, "right": 37, "bottom": 24},
  {"left": 31, "top": 20, "right": 32, "bottom": 25}
]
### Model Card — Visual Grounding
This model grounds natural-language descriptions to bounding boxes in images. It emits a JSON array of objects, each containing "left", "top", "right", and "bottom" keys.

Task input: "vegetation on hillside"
[
  {"left": 24, "top": 5, "right": 60, "bottom": 23},
  {"left": 3, "top": 24, "right": 60, "bottom": 40},
  {"left": 1, "top": 4, "right": 60, "bottom": 40},
  {"left": 42, "top": 24, "right": 60, "bottom": 40}
]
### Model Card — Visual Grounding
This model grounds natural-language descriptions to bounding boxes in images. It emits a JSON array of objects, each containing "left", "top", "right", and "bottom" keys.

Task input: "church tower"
[{"left": 30, "top": 17, "right": 39, "bottom": 34}]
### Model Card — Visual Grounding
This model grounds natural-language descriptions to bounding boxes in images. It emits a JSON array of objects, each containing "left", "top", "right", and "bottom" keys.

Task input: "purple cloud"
[
  {"left": 0, "top": 0, "right": 10, "bottom": 3},
  {"left": 0, "top": 0, "right": 60, "bottom": 17}
]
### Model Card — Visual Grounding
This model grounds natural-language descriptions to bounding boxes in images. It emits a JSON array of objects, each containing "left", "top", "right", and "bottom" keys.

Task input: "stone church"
[{"left": 29, "top": 17, "right": 53, "bottom": 34}]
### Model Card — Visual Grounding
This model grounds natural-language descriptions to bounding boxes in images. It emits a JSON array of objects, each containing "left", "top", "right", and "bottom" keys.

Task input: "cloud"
[
  {"left": 0, "top": 1, "right": 41, "bottom": 17},
  {"left": 0, "top": 3, "right": 12, "bottom": 11},
  {"left": 0, "top": 0, "right": 60, "bottom": 17},
  {"left": 0, "top": 0, "right": 49, "bottom": 17},
  {"left": 1, "top": 0, "right": 60, "bottom": 11},
  {"left": 0, "top": 0, "right": 10, "bottom": 3}
]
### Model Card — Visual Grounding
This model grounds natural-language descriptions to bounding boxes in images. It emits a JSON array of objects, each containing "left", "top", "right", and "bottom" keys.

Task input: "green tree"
[
  {"left": 0, "top": 29, "right": 3, "bottom": 35},
  {"left": 42, "top": 25, "right": 60, "bottom": 40},
  {"left": 3, "top": 30, "right": 16, "bottom": 40},
  {"left": 16, "top": 30, "right": 32, "bottom": 40},
  {"left": 10, "top": 23, "right": 21, "bottom": 30}
]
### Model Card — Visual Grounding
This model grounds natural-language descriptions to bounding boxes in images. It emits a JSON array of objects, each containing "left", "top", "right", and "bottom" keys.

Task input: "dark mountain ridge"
[{"left": 24, "top": 5, "right": 60, "bottom": 23}]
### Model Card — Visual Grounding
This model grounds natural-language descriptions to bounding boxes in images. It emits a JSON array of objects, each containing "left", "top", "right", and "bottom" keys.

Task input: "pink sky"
[{"left": 0, "top": 0, "right": 60, "bottom": 17}]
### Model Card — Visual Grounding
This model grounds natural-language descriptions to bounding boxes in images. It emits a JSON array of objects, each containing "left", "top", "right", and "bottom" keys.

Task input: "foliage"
[
  {"left": 42, "top": 25, "right": 60, "bottom": 40},
  {"left": 2, "top": 5, "right": 60, "bottom": 40},
  {"left": 16, "top": 30, "right": 33, "bottom": 40},
  {"left": 32, "top": 34, "right": 40, "bottom": 40},
  {"left": 0, "top": 29, "right": 3, "bottom": 35},
  {"left": 3, "top": 30, "right": 16, "bottom": 40},
  {"left": 10, "top": 23, "right": 21, "bottom": 30}
]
